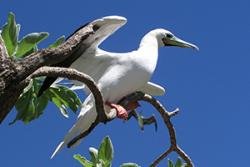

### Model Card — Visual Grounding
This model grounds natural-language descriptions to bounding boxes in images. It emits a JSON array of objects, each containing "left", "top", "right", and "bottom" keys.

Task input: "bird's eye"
[{"left": 166, "top": 34, "right": 173, "bottom": 38}]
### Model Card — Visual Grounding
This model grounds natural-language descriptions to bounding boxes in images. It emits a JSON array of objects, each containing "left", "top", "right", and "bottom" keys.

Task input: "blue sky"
[{"left": 1, "top": 0, "right": 250, "bottom": 166}]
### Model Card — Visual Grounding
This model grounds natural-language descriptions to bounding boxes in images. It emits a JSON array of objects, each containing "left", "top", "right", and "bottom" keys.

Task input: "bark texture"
[{"left": 0, "top": 22, "right": 95, "bottom": 123}]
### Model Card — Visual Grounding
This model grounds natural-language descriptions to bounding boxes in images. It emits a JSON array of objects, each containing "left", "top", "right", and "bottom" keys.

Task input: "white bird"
[{"left": 39, "top": 16, "right": 198, "bottom": 158}]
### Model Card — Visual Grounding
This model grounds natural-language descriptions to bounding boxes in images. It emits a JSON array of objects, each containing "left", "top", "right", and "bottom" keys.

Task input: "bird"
[{"left": 41, "top": 16, "right": 198, "bottom": 159}]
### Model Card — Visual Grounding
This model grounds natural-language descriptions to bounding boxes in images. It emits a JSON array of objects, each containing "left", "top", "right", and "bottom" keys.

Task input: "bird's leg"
[
  {"left": 106, "top": 102, "right": 128, "bottom": 120},
  {"left": 105, "top": 101, "right": 140, "bottom": 120}
]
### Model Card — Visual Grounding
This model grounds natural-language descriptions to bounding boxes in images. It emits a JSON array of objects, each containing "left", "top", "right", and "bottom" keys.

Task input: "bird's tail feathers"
[
  {"left": 50, "top": 120, "right": 83, "bottom": 159},
  {"left": 51, "top": 97, "right": 97, "bottom": 159}
]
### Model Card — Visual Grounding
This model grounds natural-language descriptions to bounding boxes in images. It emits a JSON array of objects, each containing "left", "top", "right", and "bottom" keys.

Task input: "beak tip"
[{"left": 193, "top": 45, "right": 199, "bottom": 51}]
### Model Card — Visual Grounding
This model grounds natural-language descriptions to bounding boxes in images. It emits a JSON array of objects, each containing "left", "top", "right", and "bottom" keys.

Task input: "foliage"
[
  {"left": 1, "top": 12, "right": 81, "bottom": 124},
  {"left": 74, "top": 136, "right": 140, "bottom": 167},
  {"left": 128, "top": 110, "right": 157, "bottom": 131},
  {"left": 168, "top": 158, "right": 188, "bottom": 167},
  {"left": 74, "top": 137, "right": 188, "bottom": 167}
]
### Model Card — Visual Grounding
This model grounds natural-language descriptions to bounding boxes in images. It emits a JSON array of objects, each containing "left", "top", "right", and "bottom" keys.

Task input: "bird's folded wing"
[{"left": 139, "top": 82, "right": 165, "bottom": 96}]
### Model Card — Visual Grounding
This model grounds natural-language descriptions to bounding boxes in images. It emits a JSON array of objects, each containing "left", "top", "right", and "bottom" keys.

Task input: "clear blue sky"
[{"left": 1, "top": 0, "right": 250, "bottom": 166}]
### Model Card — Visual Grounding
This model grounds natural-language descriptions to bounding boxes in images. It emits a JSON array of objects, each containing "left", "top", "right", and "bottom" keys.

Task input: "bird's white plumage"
[
  {"left": 51, "top": 15, "right": 197, "bottom": 158},
  {"left": 139, "top": 82, "right": 165, "bottom": 96}
]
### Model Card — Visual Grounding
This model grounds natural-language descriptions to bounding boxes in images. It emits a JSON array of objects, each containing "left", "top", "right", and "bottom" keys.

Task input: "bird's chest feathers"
[{"left": 135, "top": 47, "right": 158, "bottom": 74}]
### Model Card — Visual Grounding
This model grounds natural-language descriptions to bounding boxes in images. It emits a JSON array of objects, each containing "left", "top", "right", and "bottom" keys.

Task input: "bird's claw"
[{"left": 106, "top": 102, "right": 128, "bottom": 120}]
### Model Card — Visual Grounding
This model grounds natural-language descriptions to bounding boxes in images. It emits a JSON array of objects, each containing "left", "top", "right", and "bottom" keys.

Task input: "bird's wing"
[
  {"left": 139, "top": 82, "right": 165, "bottom": 96},
  {"left": 38, "top": 16, "right": 127, "bottom": 96},
  {"left": 84, "top": 16, "right": 127, "bottom": 49},
  {"left": 51, "top": 95, "right": 97, "bottom": 159}
]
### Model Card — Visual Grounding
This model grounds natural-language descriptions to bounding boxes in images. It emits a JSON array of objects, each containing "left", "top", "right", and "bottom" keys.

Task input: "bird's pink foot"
[{"left": 106, "top": 102, "right": 128, "bottom": 120}]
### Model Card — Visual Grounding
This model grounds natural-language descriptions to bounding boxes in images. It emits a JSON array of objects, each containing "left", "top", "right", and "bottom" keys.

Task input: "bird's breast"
[{"left": 99, "top": 57, "right": 153, "bottom": 103}]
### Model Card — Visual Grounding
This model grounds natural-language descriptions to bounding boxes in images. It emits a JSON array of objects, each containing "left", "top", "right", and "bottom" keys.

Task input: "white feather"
[
  {"left": 51, "top": 95, "right": 97, "bottom": 159},
  {"left": 139, "top": 82, "right": 165, "bottom": 96}
]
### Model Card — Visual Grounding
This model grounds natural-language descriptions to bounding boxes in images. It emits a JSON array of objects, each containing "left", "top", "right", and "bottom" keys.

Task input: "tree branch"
[
  {"left": 21, "top": 66, "right": 111, "bottom": 148},
  {"left": 18, "top": 25, "right": 94, "bottom": 80},
  {"left": 26, "top": 66, "right": 107, "bottom": 122},
  {"left": 67, "top": 91, "right": 194, "bottom": 167},
  {"left": 141, "top": 94, "right": 193, "bottom": 167},
  {"left": 0, "top": 21, "right": 97, "bottom": 124}
]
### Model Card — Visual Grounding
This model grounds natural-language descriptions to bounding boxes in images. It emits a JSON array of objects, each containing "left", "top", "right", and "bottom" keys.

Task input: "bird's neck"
[{"left": 138, "top": 33, "right": 159, "bottom": 72}]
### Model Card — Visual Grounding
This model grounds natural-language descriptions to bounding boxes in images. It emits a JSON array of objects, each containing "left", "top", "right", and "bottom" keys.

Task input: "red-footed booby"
[{"left": 41, "top": 16, "right": 198, "bottom": 158}]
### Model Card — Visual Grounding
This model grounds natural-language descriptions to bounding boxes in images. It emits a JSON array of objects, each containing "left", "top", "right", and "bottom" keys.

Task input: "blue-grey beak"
[{"left": 164, "top": 36, "right": 199, "bottom": 50}]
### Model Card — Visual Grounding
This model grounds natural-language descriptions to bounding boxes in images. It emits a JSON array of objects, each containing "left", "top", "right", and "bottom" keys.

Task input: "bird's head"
[{"left": 151, "top": 29, "right": 199, "bottom": 50}]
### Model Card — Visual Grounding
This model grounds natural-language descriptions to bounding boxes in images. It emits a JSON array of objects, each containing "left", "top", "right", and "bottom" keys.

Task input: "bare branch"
[
  {"left": 141, "top": 94, "right": 193, "bottom": 167},
  {"left": 150, "top": 146, "right": 175, "bottom": 166},
  {"left": 66, "top": 91, "right": 194, "bottom": 167},
  {"left": 175, "top": 146, "right": 194, "bottom": 167}
]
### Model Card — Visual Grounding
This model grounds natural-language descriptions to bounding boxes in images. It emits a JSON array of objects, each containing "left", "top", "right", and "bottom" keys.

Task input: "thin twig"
[
  {"left": 175, "top": 146, "right": 194, "bottom": 167},
  {"left": 116, "top": 92, "right": 194, "bottom": 166},
  {"left": 141, "top": 94, "right": 193, "bottom": 167},
  {"left": 150, "top": 146, "right": 175, "bottom": 167},
  {"left": 54, "top": 88, "right": 194, "bottom": 166}
]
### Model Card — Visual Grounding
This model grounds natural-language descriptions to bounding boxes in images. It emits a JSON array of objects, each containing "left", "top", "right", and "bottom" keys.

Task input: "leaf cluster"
[
  {"left": 74, "top": 136, "right": 140, "bottom": 167},
  {"left": 168, "top": 158, "right": 188, "bottom": 167},
  {"left": 1, "top": 12, "right": 82, "bottom": 124}
]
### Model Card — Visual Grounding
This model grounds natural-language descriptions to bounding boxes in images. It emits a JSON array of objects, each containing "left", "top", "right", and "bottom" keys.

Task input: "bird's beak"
[{"left": 164, "top": 37, "right": 199, "bottom": 50}]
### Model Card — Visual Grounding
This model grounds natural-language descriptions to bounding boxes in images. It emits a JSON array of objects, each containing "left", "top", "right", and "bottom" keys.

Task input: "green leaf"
[
  {"left": 182, "top": 164, "right": 188, "bottom": 167},
  {"left": 46, "top": 86, "right": 81, "bottom": 116},
  {"left": 59, "top": 105, "right": 69, "bottom": 118},
  {"left": 36, "top": 95, "right": 49, "bottom": 115},
  {"left": 21, "top": 45, "right": 38, "bottom": 57},
  {"left": 15, "top": 32, "right": 49, "bottom": 57},
  {"left": 16, "top": 24, "right": 21, "bottom": 39},
  {"left": 11, "top": 79, "right": 49, "bottom": 124},
  {"left": 23, "top": 79, "right": 34, "bottom": 94},
  {"left": 120, "top": 163, "right": 140, "bottom": 167},
  {"left": 74, "top": 154, "right": 93, "bottom": 167},
  {"left": 168, "top": 159, "right": 174, "bottom": 167},
  {"left": 141, "top": 114, "right": 158, "bottom": 131},
  {"left": 89, "top": 147, "right": 98, "bottom": 164},
  {"left": 137, "top": 114, "right": 144, "bottom": 130},
  {"left": 44, "top": 86, "right": 80, "bottom": 118},
  {"left": 1, "top": 12, "right": 18, "bottom": 56},
  {"left": 98, "top": 136, "right": 114, "bottom": 165},
  {"left": 49, "top": 35, "right": 65, "bottom": 48},
  {"left": 58, "top": 86, "right": 81, "bottom": 112},
  {"left": 128, "top": 110, "right": 157, "bottom": 131},
  {"left": 175, "top": 158, "right": 183, "bottom": 167},
  {"left": 11, "top": 87, "right": 35, "bottom": 124},
  {"left": 48, "top": 91, "right": 69, "bottom": 118}
]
